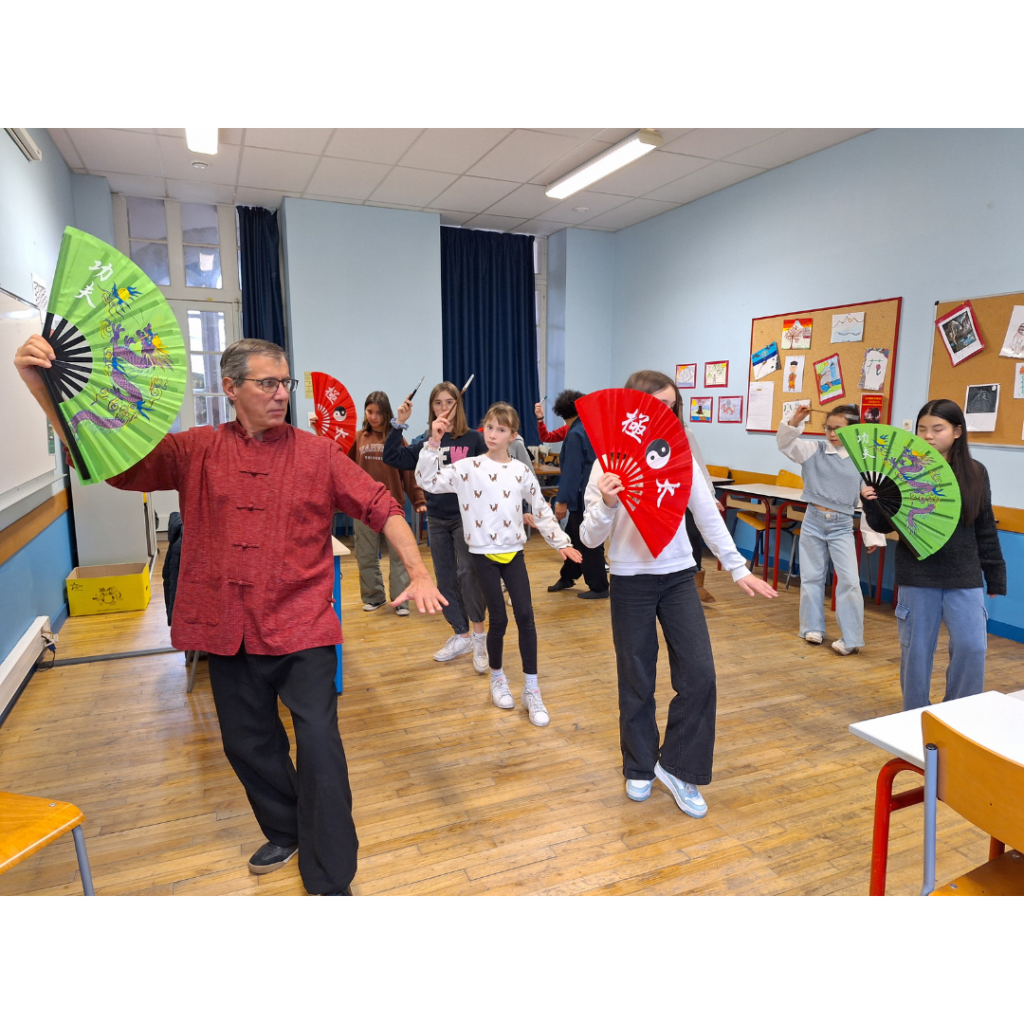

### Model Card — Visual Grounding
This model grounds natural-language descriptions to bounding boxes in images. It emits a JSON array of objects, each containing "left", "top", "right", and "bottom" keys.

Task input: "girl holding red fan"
[{"left": 580, "top": 370, "right": 776, "bottom": 817}]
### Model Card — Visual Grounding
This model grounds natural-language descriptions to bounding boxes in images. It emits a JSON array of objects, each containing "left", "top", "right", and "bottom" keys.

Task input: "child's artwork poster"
[
  {"left": 999, "top": 307, "right": 1024, "bottom": 358},
  {"left": 1015, "top": 363, "right": 1024, "bottom": 399},
  {"left": 965, "top": 383, "right": 999, "bottom": 432},
  {"left": 717, "top": 395, "right": 743, "bottom": 422},
  {"left": 780, "top": 318, "right": 812, "bottom": 350},
  {"left": 781, "top": 400, "right": 806, "bottom": 423},
  {"left": 690, "top": 396, "right": 713, "bottom": 423},
  {"left": 813, "top": 353, "right": 845, "bottom": 404},
  {"left": 859, "top": 347, "right": 889, "bottom": 391},
  {"left": 675, "top": 363, "right": 697, "bottom": 389},
  {"left": 782, "top": 355, "right": 805, "bottom": 393},
  {"left": 704, "top": 360, "right": 728, "bottom": 387},
  {"left": 860, "top": 393, "right": 884, "bottom": 424},
  {"left": 752, "top": 341, "right": 779, "bottom": 380},
  {"left": 936, "top": 301, "right": 985, "bottom": 366},
  {"left": 831, "top": 311, "right": 865, "bottom": 343}
]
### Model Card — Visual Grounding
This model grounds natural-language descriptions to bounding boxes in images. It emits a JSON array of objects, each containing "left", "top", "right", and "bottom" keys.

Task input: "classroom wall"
[
  {"left": 606, "top": 127, "right": 1024, "bottom": 638},
  {"left": 280, "top": 198, "right": 443, "bottom": 429},
  {"left": 71, "top": 174, "right": 116, "bottom": 246}
]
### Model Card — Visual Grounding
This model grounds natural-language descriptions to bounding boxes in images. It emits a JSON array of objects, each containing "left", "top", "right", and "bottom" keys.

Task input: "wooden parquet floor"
[{"left": 1, "top": 536, "right": 1021, "bottom": 896}]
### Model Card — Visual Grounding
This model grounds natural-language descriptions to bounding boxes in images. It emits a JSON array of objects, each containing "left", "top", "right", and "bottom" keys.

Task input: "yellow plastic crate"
[{"left": 66, "top": 562, "right": 151, "bottom": 616}]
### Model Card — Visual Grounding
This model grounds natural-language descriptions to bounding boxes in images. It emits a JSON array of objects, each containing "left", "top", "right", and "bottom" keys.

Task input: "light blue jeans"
[
  {"left": 797, "top": 505, "right": 864, "bottom": 649},
  {"left": 895, "top": 586, "right": 987, "bottom": 711}
]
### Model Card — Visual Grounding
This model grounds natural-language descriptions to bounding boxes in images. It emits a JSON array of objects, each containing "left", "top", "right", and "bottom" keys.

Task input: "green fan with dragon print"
[
  {"left": 39, "top": 227, "right": 186, "bottom": 483},
  {"left": 836, "top": 423, "right": 961, "bottom": 560}
]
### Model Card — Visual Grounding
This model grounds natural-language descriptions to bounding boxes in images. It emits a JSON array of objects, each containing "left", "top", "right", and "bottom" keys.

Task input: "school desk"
[
  {"left": 717, "top": 482, "right": 805, "bottom": 581},
  {"left": 849, "top": 689, "right": 1024, "bottom": 895}
]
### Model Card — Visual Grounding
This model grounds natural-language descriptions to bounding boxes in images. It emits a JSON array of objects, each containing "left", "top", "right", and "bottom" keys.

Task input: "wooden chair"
[
  {"left": 920, "top": 712, "right": 1024, "bottom": 896},
  {"left": 726, "top": 469, "right": 802, "bottom": 570},
  {"left": 705, "top": 464, "right": 730, "bottom": 479},
  {"left": 0, "top": 791, "right": 95, "bottom": 895}
]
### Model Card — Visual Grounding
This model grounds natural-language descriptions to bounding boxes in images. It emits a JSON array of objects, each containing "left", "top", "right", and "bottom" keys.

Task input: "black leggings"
[{"left": 471, "top": 552, "right": 537, "bottom": 674}]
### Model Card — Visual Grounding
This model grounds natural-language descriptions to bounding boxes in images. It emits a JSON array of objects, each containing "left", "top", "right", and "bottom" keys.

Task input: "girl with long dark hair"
[{"left": 861, "top": 398, "right": 1006, "bottom": 710}]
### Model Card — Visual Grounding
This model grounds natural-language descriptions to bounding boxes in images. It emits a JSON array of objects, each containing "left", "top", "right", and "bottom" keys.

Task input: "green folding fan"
[
  {"left": 836, "top": 423, "right": 961, "bottom": 560},
  {"left": 40, "top": 227, "right": 186, "bottom": 483}
]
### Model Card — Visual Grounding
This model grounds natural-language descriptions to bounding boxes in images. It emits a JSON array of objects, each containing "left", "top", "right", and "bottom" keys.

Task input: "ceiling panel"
[
  {"left": 158, "top": 137, "right": 240, "bottom": 187},
  {"left": 532, "top": 128, "right": 603, "bottom": 139},
  {"left": 68, "top": 128, "right": 163, "bottom": 176},
  {"left": 46, "top": 129, "right": 82, "bottom": 171},
  {"left": 540, "top": 190, "right": 635, "bottom": 225},
  {"left": 165, "top": 180, "right": 237, "bottom": 205},
  {"left": 728, "top": 128, "right": 872, "bottom": 169},
  {"left": 369, "top": 166, "right": 459, "bottom": 207},
  {"left": 236, "top": 148, "right": 318, "bottom": 191},
  {"left": 244, "top": 128, "right": 334, "bottom": 155},
  {"left": 325, "top": 128, "right": 422, "bottom": 164},
  {"left": 305, "top": 156, "right": 392, "bottom": 201},
  {"left": 663, "top": 128, "right": 786, "bottom": 160},
  {"left": 433, "top": 210, "right": 477, "bottom": 226},
  {"left": 461, "top": 213, "right": 530, "bottom": 232},
  {"left": 528, "top": 138, "right": 612, "bottom": 186},
  {"left": 468, "top": 130, "right": 586, "bottom": 181},
  {"left": 101, "top": 172, "right": 168, "bottom": 199},
  {"left": 645, "top": 160, "right": 765, "bottom": 204},
  {"left": 427, "top": 175, "right": 519, "bottom": 214},
  {"left": 482, "top": 183, "right": 562, "bottom": 220},
  {"left": 513, "top": 217, "right": 581, "bottom": 236},
  {"left": 581, "top": 197, "right": 681, "bottom": 231},
  {"left": 399, "top": 128, "right": 509, "bottom": 174},
  {"left": 588, "top": 150, "right": 712, "bottom": 197},
  {"left": 235, "top": 187, "right": 300, "bottom": 210}
]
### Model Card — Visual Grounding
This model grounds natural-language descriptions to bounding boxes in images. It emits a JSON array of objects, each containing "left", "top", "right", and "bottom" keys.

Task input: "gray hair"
[{"left": 220, "top": 338, "right": 287, "bottom": 384}]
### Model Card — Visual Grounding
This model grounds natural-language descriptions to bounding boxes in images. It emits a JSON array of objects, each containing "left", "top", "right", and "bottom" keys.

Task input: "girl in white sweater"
[{"left": 417, "top": 402, "right": 581, "bottom": 726}]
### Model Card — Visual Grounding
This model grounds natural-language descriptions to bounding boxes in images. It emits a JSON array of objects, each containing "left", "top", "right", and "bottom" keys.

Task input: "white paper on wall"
[{"left": 746, "top": 381, "right": 775, "bottom": 430}]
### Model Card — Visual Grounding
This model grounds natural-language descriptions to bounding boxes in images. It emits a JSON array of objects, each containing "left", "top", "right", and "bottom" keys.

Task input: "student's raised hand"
[
  {"left": 560, "top": 547, "right": 583, "bottom": 563},
  {"left": 789, "top": 405, "right": 811, "bottom": 427},
  {"left": 534, "top": 402, "right": 544, "bottom": 420},
  {"left": 736, "top": 574, "right": 777, "bottom": 599},
  {"left": 861, "top": 485, "right": 877, "bottom": 501},
  {"left": 430, "top": 414, "right": 449, "bottom": 444},
  {"left": 523, "top": 513, "right": 537, "bottom": 529},
  {"left": 598, "top": 472, "right": 624, "bottom": 508},
  {"left": 396, "top": 398, "right": 412, "bottom": 424}
]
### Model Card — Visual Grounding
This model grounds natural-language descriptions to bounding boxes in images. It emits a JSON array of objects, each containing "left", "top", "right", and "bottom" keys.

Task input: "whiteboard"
[{"left": 0, "top": 286, "right": 61, "bottom": 513}]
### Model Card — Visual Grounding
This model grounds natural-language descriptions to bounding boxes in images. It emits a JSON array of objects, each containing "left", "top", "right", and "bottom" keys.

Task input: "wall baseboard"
[{"left": 0, "top": 615, "right": 49, "bottom": 724}]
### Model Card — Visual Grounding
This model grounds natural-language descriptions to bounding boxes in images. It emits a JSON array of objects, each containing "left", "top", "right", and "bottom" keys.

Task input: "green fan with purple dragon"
[
  {"left": 37, "top": 227, "right": 186, "bottom": 482},
  {"left": 836, "top": 423, "right": 961, "bottom": 560}
]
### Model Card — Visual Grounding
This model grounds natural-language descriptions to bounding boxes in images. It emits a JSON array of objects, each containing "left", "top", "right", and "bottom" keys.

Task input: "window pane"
[
  {"left": 195, "top": 393, "right": 232, "bottom": 429},
  {"left": 190, "top": 353, "right": 207, "bottom": 392},
  {"left": 181, "top": 203, "right": 220, "bottom": 245},
  {"left": 186, "top": 309, "right": 228, "bottom": 353},
  {"left": 184, "top": 245, "right": 222, "bottom": 288},
  {"left": 127, "top": 196, "right": 167, "bottom": 240},
  {"left": 129, "top": 240, "right": 170, "bottom": 285}
]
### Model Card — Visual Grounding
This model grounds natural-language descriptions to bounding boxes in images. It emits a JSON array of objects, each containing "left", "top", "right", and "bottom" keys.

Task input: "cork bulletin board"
[
  {"left": 746, "top": 297, "right": 902, "bottom": 435},
  {"left": 929, "top": 290, "right": 1024, "bottom": 448}
]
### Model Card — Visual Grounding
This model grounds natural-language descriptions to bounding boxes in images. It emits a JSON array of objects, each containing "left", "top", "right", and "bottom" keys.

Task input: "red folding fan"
[
  {"left": 311, "top": 371, "right": 357, "bottom": 453},
  {"left": 576, "top": 388, "right": 693, "bottom": 558}
]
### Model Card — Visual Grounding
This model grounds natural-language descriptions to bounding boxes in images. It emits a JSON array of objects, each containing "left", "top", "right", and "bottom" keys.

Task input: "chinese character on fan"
[
  {"left": 325, "top": 386, "right": 340, "bottom": 403},
  {"left": 621, "top": 409, "right": 649, "bottom": 442},
  {"left": 656, "top": 479, "right": 680, "bottom": 508}
]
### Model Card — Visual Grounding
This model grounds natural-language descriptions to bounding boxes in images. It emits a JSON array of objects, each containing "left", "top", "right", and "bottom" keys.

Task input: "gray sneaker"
[{"left": 654, "top": 763, "right": 708, "bottom": 818}]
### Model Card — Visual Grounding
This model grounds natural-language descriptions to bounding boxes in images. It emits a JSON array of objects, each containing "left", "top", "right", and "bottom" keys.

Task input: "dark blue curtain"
[
  {"left": 440, "top": 227, "right": 540, "bottom": 446},
  {"left": 237, "top": 206, "right": 286, "bottom": 350}
]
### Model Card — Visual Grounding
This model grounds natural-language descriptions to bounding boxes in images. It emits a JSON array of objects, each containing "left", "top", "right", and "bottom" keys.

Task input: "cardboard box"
[{"left": 66, "top": 562, "right": 151, "bottom": 616}]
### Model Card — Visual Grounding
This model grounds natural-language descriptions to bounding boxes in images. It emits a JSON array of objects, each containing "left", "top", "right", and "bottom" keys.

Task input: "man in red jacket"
[{"left": 15, "top": 335, "right": 445, "bottom": 896}]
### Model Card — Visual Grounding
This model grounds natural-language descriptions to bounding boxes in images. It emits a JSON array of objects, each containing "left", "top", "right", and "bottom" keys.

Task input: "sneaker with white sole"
[
  {"left": 803, "top": 631, "right": 824, "bottom": 644},
  {"left": 363, "top": 601, "right": 385, "bottom": 612},
  {"left": 490, "top": 675, "right": 514, "bottom": 709},
  {"left": 831, "top": 639, "right": 859, "bottom": 655},
  {"left": 433, "top": 634, "right": 473, "bottom": 662},
  {"left": 654, "top": 763, "right": 708, "bottom": 818},
  {"left": 625, "top": 779, "right": 652, "bottom": 802},
  {"left": 395, "top": 606, "right": 410, "bottom": 617},
  {"left": 471, "top": 633, "right": 488, "bottom": 673},
  {"left": 521, "top": 686, "right": 549, "bottom": 727}
]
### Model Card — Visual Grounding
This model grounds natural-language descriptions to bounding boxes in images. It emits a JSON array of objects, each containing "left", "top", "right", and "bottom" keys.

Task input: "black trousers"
[
  {"left": 609, "top": 569, "right": 717, "bottom": 785},
  {"left": 558, "top": 509, "right": 608, "bottom": 591},
  {"left": 685, "top": 509, "right": 703, "bottom": 572},
  {"left": 471, "top": 552, "right": 537, "bottom": 674},
  {"left": 206, "top": 643, "right": 357, "bottom": 895}
]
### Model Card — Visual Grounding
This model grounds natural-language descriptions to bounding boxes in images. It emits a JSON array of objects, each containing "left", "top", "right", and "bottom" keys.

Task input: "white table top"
[
  {"left": 332, "top": 537, "right": 351, "bottom": 557},
  {"left": 718, "top": 482, "right": 805, "bottom": 501},
  {"left": 709, "top": 475, "right": 733, "bottom": 485},
  {"left": 849, "top": 689, "right": 1024, "bottom": 768}
]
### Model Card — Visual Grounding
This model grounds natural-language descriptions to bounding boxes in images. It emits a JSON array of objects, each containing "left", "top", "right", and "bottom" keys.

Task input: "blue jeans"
[
  {"left": 797, "top": 505, "right": 864, "bottom": 649},
  {"left": 895, "top": 586, "right": 988, "bottom": 711}
]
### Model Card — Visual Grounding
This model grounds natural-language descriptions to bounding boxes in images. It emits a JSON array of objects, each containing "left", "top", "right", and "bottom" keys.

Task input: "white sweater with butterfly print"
[{"left": 416, "top": 450, "right": 572, "bottom": 556}]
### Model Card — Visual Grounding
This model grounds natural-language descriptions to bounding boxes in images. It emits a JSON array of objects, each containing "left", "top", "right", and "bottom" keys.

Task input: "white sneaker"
[
  {"left": 654, "top": 763, "right": 708, "bottom": 818},
  {"left": 803, "top": 631, "right": 824, "bottom": 644},
  {"left": 362, "top": 601, "right": 385, "bottom": 612},
  {"left": 832, "top": 639, "right": 859, "bottom": 655},
  {"left": 471, "top": 633, "right": 488, "bottom": 673},
  {"left": 433, "top": 634, "right": 473, "bottom": 662},
  {"left": 521, "top": 686, "right": 549, "bottom": 727},
  {"left": 626, "top": 779, "right": 652, "bottom": 802},
  {"left": 490, "top": 675, "right": 514, "bottom": 709},
  {"left": 395, "top": 606, "right": 410, "bottom": 617}
]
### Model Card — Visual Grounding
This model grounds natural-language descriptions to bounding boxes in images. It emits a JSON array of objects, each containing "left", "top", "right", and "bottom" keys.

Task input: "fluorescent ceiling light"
[
  {"left": 186, "top": 128, "right": 219, "bottom": 155},
  {"left": 545, "top": 130, "right": 663, "bottom": 200}
]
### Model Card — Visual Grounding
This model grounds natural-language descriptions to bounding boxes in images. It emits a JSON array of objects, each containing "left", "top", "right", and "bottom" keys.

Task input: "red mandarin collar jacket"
[{"left": 106, "top": 420, "right": 404, "bottom": 656}]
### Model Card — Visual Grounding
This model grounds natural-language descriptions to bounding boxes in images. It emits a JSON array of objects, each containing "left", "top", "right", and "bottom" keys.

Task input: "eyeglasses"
[
  {"left": 432, "top": 397, "right": 457, "bottom": 409},
  {"left": 241, "top": 377, "right": 299, "bottom": 394}
]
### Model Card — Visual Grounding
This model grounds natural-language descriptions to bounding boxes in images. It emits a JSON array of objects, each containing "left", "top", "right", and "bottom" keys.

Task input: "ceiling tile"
[
  {"left": 588, "top": 151, "right": 711, "bottom": 197},
  {"left": 532, "top": 128, "right": 603, "bottom": 139},
  {"left": 580, "top": 198, "right": 680, "bottom": 231},
  {"left": 158, "top": 136, "right": 240, "bottom": 186},
  {"left": 325, "top": 128, "right": 422, "bottom": 163},
  {"left": 244, "top": 128, "right": 334, "bottom": 155},
  {"left": 529, "top": 139, "right": 612, "bottom": 186},
  {"left": 235, "top": 187, "right": 300, "bottom": 210},
  {"left": 482, "top": 183, "right": 561, "bottom": 220},
  {"left": 434, "top": 210, "right": 475, "bottom": 227},
  {"left": 593, "top": 128, "right": 638, "bottom": 143},
  {"left": 728, "top": 128, "right": 873, "bottom": 169},
  {"left": 165, "top": 180, "right": 237, "bottom": 205},
  {"left": 467, "top": 130, "right": 586, "bottom": 181},
  {"left": 237, "top": 148, "right": 319, "bottom": 191},
  {"left": 67, "top": 129, "right": 163, "bottom": 176},
  {"left": 46, "top": 129, "right": 83, "bottom": 170},
  {"left": 645, "top": 161, "right": 765, "bottom": 204},
  {"left": 104, "top": 173, "right": 168, "bottom": 199},
  {"left": 511, "top": 218, "right": 573, "bottom": 237},
  {"left": 156, "top": 128, "right": 185, "bottom": 138},
  {"left": 221, "top": 129, "right": 244, "bottom": 146},
  {"left": 364, "top": 201, "right": 431, "bottom": 211},
  {"left": 663, "top": 128, "right": 786, "bottom": 160},
  {"left": 651, "top": 128, "right": 696, "bottom": 145},
  {"left": 428, "top": 175, "right": 519, "bottom": 214},
  {"left": 369, "top": 166, "right": 458, "bottom": 207},
  {"left": 305, "top": 156, "right": 392, "bottom": 201},
  {"left": 399, "top": 128, "right": 509, "bottom": 174},
  {"left": 460, "top": 213, "right": 530, "bottom": 232},
  {"left": 540, "top": 190, "right": 634, "bottom": 225}
]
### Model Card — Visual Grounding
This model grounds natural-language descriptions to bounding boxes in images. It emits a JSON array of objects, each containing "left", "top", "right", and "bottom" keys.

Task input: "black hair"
[
  {"left": 825, "top": 403, "right": 860, "bottom": 427},
  {"left": 916, "top": 399, "right": 984, "bottom": 525},
  {"left": 552, "top": 389, "right": 585, "bottom": 421}
]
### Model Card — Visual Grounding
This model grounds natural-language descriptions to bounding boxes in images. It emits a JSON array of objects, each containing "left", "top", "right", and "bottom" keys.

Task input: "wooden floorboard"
[{"left": 1, "top": 534, "right": 1021, "bottom": 896}]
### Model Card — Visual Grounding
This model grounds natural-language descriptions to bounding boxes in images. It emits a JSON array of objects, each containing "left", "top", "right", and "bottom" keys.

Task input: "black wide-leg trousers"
[{"left": 206, "top": 643, "right": 357, "bottom": 895}]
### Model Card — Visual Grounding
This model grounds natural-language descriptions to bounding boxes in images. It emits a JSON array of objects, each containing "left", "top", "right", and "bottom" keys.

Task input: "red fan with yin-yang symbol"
[
  {"left": 311, "top": 371, "right": 356, "bottom": 454},
  {"left": 576, "top": 388, "right": 693, "bottom": 558}
]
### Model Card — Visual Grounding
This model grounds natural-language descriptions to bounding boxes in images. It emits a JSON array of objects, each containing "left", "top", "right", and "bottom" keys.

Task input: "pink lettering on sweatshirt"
[{"left": 449, "top": 445, "right": 469, "bottom": 463}]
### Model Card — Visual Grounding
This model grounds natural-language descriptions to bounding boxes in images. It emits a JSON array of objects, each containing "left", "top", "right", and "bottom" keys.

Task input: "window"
[
  {"left": 188, "top": 309, "right": 232, "bottom": 428},
  {"left": 126, "top": 196, "right": 170, "bottom": 286},
  {"left": 182, "top": 203, "right": 222, "bottom": 288}
]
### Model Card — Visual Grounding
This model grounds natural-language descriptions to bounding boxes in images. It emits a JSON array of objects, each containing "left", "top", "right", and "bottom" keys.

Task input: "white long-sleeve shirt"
[
  {"left": 580, "top": 460, "right": 751, "bottom": 579},
  {"left": 416, "top": 448, "right": 571, "bottom": 555}
]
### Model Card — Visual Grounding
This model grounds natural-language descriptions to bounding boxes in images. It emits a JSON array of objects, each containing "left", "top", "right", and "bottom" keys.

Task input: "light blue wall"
[
  {"left": 280, "top": 198, "right": 443, "bottom": 428},
  {"left": 565, "top": 229, "right": 615, "bottom": 395},
  {"left": 71, "top": 174, "right": 115, "bottom": 246},
  {"left": 544, "top": 230, "right": 566, "bottom": 423}
]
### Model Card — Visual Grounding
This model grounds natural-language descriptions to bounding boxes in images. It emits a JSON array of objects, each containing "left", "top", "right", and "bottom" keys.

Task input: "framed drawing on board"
[
  {"left": 704, "top": 360, "right": 728, "bottom": 388},
  {"left": 936, "top": 301, "right": 985, "bottom": 366},
  {"left": 717, "top": 396, "right": 743, "bottom": 423},
  {"left": 690, "top": 396, "right": 712, "bottom": 422},
  {"left": 675, "top": 363, "right": 697, "bottom": 389},
  {"left": 813, "top": 353, "right": 846, "bottom": 404}
]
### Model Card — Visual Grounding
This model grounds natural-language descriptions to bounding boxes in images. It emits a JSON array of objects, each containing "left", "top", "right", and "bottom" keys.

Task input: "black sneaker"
[
  {"left": 547, "top": 579, "right": 575, "bottom": 592},
  {"left": 248, "top": 841, "right": 298, "bottom": 875}
]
